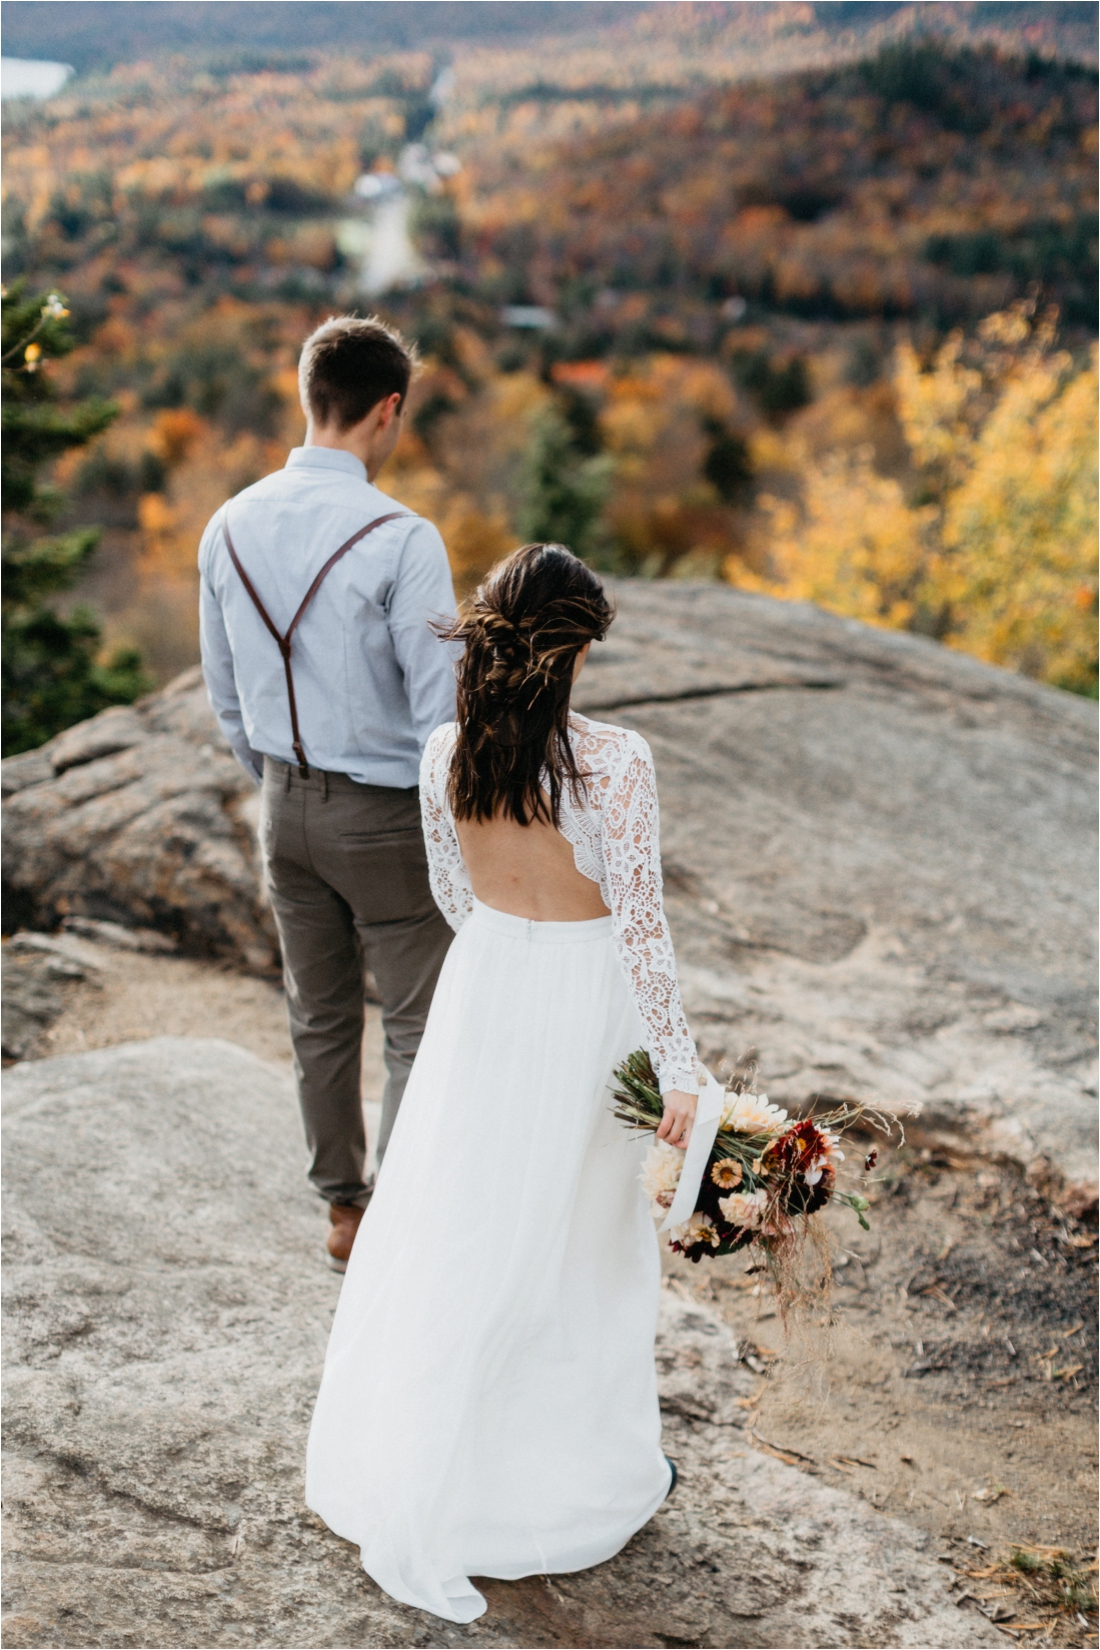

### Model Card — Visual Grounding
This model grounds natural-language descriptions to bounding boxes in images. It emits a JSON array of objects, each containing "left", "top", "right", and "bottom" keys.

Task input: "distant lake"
[{"left": 1, "top": 58, "right": 74, "bottom": 100}]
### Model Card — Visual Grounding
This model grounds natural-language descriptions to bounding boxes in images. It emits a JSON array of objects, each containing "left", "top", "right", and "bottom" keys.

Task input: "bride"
[{"left": 306, "top": 542, "right": 700, "bottom": 1623}]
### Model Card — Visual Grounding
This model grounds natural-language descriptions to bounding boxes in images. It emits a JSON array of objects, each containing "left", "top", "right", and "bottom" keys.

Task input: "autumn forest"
[{"left": 2, "top": 0, "right": 1096, "bottom": 754}]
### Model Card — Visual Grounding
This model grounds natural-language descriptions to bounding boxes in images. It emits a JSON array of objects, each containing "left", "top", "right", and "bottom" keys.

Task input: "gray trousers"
[{"left": 259, "top": 757, "right": 452, "bottom": 1208}]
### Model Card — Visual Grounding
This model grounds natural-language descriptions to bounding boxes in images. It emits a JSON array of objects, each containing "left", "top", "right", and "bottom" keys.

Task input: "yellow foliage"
[
  {"left": 737, "top": 447, "right": 931, "bottom": 629},
  {"left": 745, "top": 308, "right": 1098, "bottom": 696},
  {"left": 932, "top": 349, "right": 1098, "bottom": 693},
  {"left": 893, "top": 335, "right": 982, "bottom": 487},
  {"left": 137, "top": 491, "right": 175, "bottom": 540},
  {"left": 440, "top": 498, "right": 518, "bottom": 595},
  {"left": 599, "top": 354, "right": 745, "bottom": 571}
]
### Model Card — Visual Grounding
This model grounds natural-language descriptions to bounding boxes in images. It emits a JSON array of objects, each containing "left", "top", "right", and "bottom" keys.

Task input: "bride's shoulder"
[
  {"left": 421, "top": 722, "right": 457, "bottom": 780},
  {"left": 569, "top": 713, "right": 652, "bottom": 771},
  {"left": 425, "top": 721, "right": 457, "bottom": 752}
]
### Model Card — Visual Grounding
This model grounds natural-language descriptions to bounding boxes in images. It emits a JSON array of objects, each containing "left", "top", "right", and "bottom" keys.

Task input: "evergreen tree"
[
  {"left": 2, "top": 282, "right": 150, "bottom": 756},
  {"left": 518, "top": 403, "right": 612, "bottom": 566}
]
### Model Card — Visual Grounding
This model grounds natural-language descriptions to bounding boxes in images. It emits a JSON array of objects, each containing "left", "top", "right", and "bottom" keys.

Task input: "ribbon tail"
[{"left": 659, "top": 1062, "right": 724, "bottom": 1233}]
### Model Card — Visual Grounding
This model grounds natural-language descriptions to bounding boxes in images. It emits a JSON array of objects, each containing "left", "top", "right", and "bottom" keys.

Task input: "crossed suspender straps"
[{"left": 222, "top": 510, "right": 408, "bottom": 778}]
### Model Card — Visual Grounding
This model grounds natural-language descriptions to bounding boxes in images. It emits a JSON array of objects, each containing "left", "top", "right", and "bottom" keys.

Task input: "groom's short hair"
[{"left": 298, "top": 315, "right": 417, "bottom": 430}]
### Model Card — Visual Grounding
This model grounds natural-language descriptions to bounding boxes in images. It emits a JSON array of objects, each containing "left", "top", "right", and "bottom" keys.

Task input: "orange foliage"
[
  {"left": 461, "top": 47, "right": 1095, "bottom": 334},
  {"left": 151, "top": 408, "right": 204, "bottom": 467}
]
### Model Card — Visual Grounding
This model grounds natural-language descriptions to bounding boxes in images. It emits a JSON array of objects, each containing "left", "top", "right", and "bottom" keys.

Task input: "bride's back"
[
  {"left": 437, "top": 543, "right": 615, "bottom": 924},
  {"left": 455, "top": 807, "right": 610, "bottom": 921}
]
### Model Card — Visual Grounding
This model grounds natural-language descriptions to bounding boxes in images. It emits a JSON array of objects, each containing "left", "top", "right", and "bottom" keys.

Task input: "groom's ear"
[
  {"left": 344, "top": 392, "right": 399, "bottom": 442},
  {"left": 379, "top": 392, "right": 404, "bottom": 429}
]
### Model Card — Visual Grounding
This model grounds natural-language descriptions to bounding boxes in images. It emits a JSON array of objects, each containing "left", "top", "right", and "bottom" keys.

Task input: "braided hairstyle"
[{"left": 439, "top": 543, "right": 614, "bottom": 825}]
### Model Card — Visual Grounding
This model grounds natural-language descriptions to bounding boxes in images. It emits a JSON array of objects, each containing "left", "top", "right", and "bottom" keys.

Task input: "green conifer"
[{"left": 2, "top": 282, "right": 150, "bottom": 756}]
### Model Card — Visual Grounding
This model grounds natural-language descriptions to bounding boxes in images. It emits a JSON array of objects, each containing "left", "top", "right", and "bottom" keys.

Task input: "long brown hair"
[{"left": 439, "top": 543, "right": 613, "bottom": 825}]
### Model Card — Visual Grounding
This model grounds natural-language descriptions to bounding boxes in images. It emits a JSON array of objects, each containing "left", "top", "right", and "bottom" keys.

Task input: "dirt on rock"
[
  {"left": 3, "top": 934, "right": 295, "bottom": 1070},
  {"left": 666, "top": 1138, "right": 1099, "bottom": 1648}
]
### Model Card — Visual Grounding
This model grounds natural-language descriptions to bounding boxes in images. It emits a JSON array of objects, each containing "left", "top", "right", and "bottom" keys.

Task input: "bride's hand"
[{"left": 656, "top": 1089, "right": 696, "bottom": 1150}]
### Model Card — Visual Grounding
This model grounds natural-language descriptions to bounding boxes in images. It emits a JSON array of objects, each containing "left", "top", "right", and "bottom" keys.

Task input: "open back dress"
[{"left": 305, "top": 712, "right": 699, "bottom": 1623}]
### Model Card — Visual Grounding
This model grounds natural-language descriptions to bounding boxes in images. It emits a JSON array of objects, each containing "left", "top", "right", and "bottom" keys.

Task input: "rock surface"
[
  {"left": 0, "top": 935, "right": 98, "bottom": 1061},
  {"left": 1, "top": 672, "right": 274, "bottom": 970},
  {"left": 2, "top": 585, "right": 1095, "bottom": 1200},
  {"left": 2, "top": 1037, "right": 1003, "bottom": 1650}
]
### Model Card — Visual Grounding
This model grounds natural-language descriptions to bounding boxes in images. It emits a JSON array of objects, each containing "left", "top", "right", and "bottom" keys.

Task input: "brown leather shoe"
[{"left": 325, "top": 1203, "right": 365, "bottom": 1273}]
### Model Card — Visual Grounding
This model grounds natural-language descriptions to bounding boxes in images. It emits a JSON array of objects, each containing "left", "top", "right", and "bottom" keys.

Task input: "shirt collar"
[{"left": 285, "top": 446, "right": 368, "bottom": 482}]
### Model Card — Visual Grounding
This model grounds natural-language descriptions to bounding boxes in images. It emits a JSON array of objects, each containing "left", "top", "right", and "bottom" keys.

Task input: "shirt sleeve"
[
  {"left": 388, "top": 519, "right": 458, "bottom": 753},
  {"left": 198, "top": 515, "right": 264, "bottom": 785},
  {"left": 601, "top": 736, "right": 699, "bottom": 1096},
  {"left": 419, "top": 726, "right": 474, "bottom": 933}
]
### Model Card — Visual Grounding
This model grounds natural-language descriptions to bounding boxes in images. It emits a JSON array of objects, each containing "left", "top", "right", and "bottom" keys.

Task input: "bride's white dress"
[{"left": 305, "top": 713, "right": 699, "bottom": 1623}]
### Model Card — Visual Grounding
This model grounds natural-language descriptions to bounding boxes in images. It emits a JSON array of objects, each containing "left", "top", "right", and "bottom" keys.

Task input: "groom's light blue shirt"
[{"left": 198, "top": 446, "right": 457, "bottom": 787}]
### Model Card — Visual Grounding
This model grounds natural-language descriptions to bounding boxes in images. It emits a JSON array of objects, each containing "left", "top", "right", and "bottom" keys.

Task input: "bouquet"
[{"left": 612, "top": 1048, "right": 882, "bottom": 1272}]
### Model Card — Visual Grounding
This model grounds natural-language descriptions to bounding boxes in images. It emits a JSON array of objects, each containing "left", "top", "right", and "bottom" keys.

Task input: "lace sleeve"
[
  {"left": 600, "top": 736, "right": 699, "bottom": 1096},
  {"left": 419, "top": 726, "right": 474, "bottom": 933}
]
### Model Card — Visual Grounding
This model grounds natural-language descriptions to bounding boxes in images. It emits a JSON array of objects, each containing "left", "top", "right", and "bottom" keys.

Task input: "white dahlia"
[
  {"left": 640, "top": 1140, "right": 683, "bottom": 1212},
  {"left": 720, "top": 1091, "right": 789, "bottom": 1136},
  {"left": 718, "top": 1188, "right": 769, "bottom": 1229}
]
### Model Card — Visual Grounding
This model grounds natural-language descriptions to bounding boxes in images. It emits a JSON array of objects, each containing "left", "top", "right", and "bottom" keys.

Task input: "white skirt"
[{"left": 305, "top": 898, "right": 670, "bottom": 1623}]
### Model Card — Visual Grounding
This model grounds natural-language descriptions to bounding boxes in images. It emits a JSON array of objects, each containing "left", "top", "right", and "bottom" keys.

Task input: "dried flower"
[
  {"left": 613, "top": 1044, "right": 889, "bottom": 1292},
  {"left": 671, "top": 1211, "right": 721, "bottom": 1249},
  {"left": 718, "top": 1189, "right": 768, "bottom": 1229},
  {"left": 721, "top": 1091, "right": 789, "bottom": 1136},
  {"left": 711, "top": 1157, "right": 743, "bottom": 1190}
]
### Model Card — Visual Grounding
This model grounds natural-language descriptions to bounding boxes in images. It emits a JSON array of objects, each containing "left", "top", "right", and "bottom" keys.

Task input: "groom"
[{"left": 198, "top": 316, "right": 457, "bottom": 1270}]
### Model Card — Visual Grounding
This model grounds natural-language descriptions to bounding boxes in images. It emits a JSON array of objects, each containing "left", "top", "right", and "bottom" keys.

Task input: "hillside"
[
  {"left": 459, "top": 45, "right": 1097, "bottom": 334},
  {"left": 5, "top": 39, "right": 1093, "bottom": 331},
  {"left": 1, "top": 19, "right": 1095, "bottom": 702}
]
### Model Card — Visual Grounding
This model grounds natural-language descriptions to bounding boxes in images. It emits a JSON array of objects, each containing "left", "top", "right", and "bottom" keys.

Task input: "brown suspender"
[{"left": 222, "top": 511, "right": 408, "bottom": 778}]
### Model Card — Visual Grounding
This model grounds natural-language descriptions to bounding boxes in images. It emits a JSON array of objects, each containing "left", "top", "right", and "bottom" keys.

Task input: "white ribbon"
[{"left": 658, "top": 1062, "right": 725, "bottom": 1234}]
